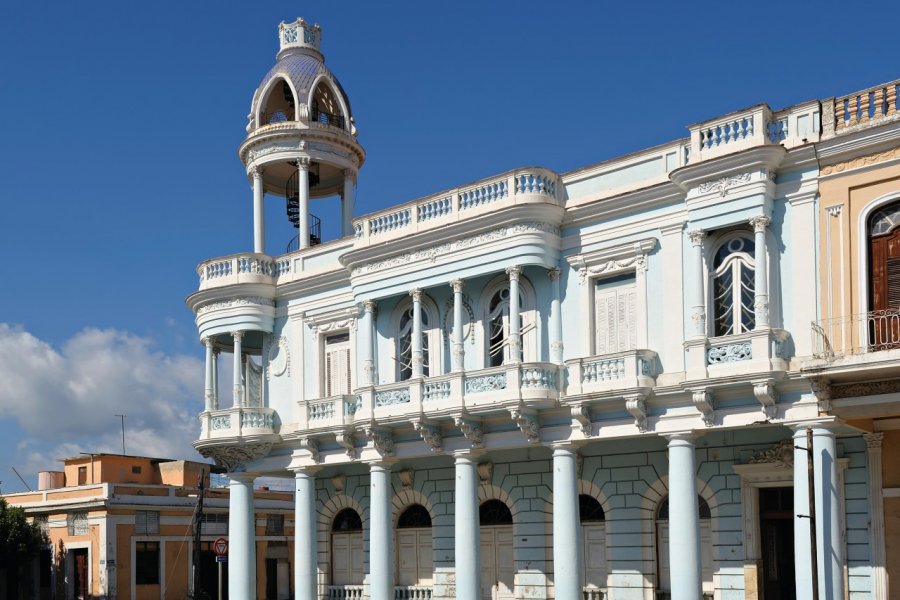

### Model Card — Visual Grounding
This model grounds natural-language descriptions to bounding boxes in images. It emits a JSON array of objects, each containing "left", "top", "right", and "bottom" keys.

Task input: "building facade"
[
  {"left": 2, "top": 454, "right": 294, "bottom": 600},
  {"left": 189, "top": 17, "right": 900, "bottom": 600}
]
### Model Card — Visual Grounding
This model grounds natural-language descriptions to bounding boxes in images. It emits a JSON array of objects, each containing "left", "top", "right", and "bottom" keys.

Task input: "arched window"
[
  {"left": 579, "top": 495, "right": 607, "bottom": 592},
  {"left": 656, "top": 495, "right": 713, "bottom": 596},
  {"left": 259, "top": 77, "right": 296, "bottom": 125},
  {"left": 331, "top": 508, "right": 364, "bottom": 586},
  {"left": 311, "top": 80, "right": 346, "bottom": 129},
  {"left": 487, "top": 287, "right": 525, "bottom": 366},
  {"left": 711, "top": 233, "right": 755, "bottom": 336},
  {"left": 868, "top": 200, "right": 900, "bottom": 349},
  {"left": 479, "top": 499, "right": 513, "bottom": 525},
  {"left": 479, "top": 274, "right": 536, "bottom": 367},
  {"left": 398, "top": 304, "right": 430, "bottom": 380},
  {"left": 396, "top": 505, "right": 433, "bottom": 586}
]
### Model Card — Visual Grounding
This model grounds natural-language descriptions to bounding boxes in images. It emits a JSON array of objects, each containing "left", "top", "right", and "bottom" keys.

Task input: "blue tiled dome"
[{"left": 254, "top": 52, "right": 352, "bottom": 118}]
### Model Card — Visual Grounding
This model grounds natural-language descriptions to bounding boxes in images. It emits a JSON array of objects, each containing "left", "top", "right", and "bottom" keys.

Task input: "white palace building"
[{"left": 189, "top": 18, "right": 900, "bottom": 600}]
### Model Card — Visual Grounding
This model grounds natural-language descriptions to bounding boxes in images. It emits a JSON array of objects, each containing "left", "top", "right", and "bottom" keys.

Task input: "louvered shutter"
[
  {"left": 888, "top": 257, "right": 900, "bottom": 307},
  {"left": 595, "top": 276, "right": 637, "bottom": 355},
  {"left": 325, "top": 338, "right": 351, "bottom": 396}
]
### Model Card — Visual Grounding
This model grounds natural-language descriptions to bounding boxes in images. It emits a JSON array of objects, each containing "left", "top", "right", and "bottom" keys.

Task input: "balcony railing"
[
  {"left": 811, "top": 310, "right": 900, "bottom": 359},
  {"left": 198, "top": 406, "right": 277, "bottom": 441},
  {"left": 565, "top": 350, "right": 657, "bottom": 396},
  {"left": 326, "top": 586, "right": 365, "bottom": 600},
  {"left": 583, "top": 587, "right": 606, "bottom": 600},
  {"left": 324, "top": 586, "right": 432, "bottom": 600},
  {"left": 394, "top": 586, "right": 433, "bottom": 599},
  {"left": 824, "top": 80, "right": 900, "bottom": 136},
  {"left": 352, "top": 167, "right": 561, "bottom": 246},
  {"left": 311, "top": 108, "right": 346, "bottom": 129}
]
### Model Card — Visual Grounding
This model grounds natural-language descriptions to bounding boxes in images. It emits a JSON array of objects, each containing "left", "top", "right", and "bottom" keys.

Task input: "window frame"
[
  {"left": 476, "top": 274, "right": 539, "bottom": 367},
  {"left": 391, "top": 293, "right": 442, "bottom": 382},
  {"left": 707, "top": 230, "right": 757, "bottom": 337},
  {"left": 135, "top": 541, "right": 160, "bottom": 586}
]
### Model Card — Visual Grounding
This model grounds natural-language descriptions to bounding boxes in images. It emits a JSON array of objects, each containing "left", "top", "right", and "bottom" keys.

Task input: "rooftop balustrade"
[{"left": 823, "top": 79, "right": 900, "bottom": 137}]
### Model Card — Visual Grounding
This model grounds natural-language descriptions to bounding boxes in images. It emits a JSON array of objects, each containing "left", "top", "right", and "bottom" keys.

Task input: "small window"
[
  {"left": 201, "top": 513, "right": 228, "bottom": 535},
  {"left": 132, "top": 466, "right": 142, "bottom": 474},
  {"left": 68, "top": 512, "right": 89, "bottom": 536},
  {"left": 135, "top": 511, "right": 159, "bottom": 535},
  {"left": 579, "top": 495, "right": 605, "bottom": 522},
  {"left": 266, "top": 514, "right": 285, "bottom": 535},
  {"left": 77, "top": 466, "right": 87, "bottom": 486},
  {"left": 135, "top": 541, "right": 160, "bottom": 585},
  {"left": 398, "top": 504, "right": 432, "bottom": 529},
  {"left": 332, "top": 508, "right": 363, "bottom": 532},
  {"left": 594, "top": 273, "right": 637, "bottom": 355},
  {"left": 479, "top": 500, "right": 513, "bottom": 526}
]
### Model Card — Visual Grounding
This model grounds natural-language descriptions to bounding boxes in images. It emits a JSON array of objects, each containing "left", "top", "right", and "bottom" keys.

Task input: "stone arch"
[
  {"left": 477, "top": 483, "right": 519, "bottom": 520},
  {"left": 255, "top": 74, "right": 300, "bottom": 126},
  {"left": 391, "top": 488, "right": 435, "bottom": 528},
  {"left": 317, "top": 493, "right": 366, "bottom": 585}
]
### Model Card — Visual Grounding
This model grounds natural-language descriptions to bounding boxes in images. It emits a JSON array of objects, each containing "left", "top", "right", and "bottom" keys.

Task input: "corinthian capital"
[
  {"left": 506, "top": 265, "right": 522, "bottom": 281},
  {"left": 687, "top": 230, "right": 706, "bottom": 247},
  {"left": 450, "top": 279, "right": 465, "bottom": 293},
  {"left": 749, "top": 215, "right": 771, "bottom": 233}
]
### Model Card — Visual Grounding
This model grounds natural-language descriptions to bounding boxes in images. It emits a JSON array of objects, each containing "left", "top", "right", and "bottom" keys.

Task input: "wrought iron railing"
[
  {"left": 311, "top": 108, "right": 346, "bottom": 129},
  {"left": 811, "top": 309, "right": 900, "bottom": 359},
  {"left": 286, "top": 214, "right": 322, "bottom": 252},
  {"left": 263, "top": 109, "right": 293, "bottom": 125}
]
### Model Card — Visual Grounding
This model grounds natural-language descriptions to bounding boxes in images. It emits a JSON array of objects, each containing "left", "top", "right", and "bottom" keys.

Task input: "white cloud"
[{"left": 0, "top": 324, "right": 206, "bottom": 474}]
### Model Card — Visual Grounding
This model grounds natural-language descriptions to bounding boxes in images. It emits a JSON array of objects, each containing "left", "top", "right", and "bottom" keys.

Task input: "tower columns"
[
  {"left": 552, "top": 444, "right": 583, "bottom": 599},
  {"left": 251, "top": 166, "right": 265, "bottom": 254},
  {"left": 293, "top": 469, "right": 318, "bottom": 600},
  {"left": 342, "top": 171, "right": 355, "bottom": 238},
  {"left": 297, "top": 159, "right": 310, "bottom": 249},
  {"left": 232, "top": 331, "right": 244, "bottom": 408}
]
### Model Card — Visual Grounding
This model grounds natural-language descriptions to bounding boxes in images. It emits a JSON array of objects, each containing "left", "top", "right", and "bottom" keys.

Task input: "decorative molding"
[
  {"left": 375, "top": 388, "right": 411, "bottom": 407},
  {"left": 412, "top": 420, "right": 443, "bottom": 452},
  {"left": 687, "top": 230, "right": 706, "bottom": 246},
  {"left": 365, "top": 426, "right": 395, "bottom": 458},
  {"left": 576, "top": 453, "right": 584, "bottom": 479},
  {"left": 707, "top": 342, "right": 752, "bottom": 364},
  {"left": 571, "top": 403, "right": 592, "bottom": 437},
  {"left": 810, "top": 378, "right": 832, "bottom": 412},
  {"left": 465, "top": 373, "right": 506, "bottom": 394},
  {"left": 510, "top": 408, "right": 541, "bottom": 444},
  {"left": 820, "top": 146, "right": 900, "bottom": 176},
  {"left": 625, "top": 393, "right": 648, "bottom": 432},
  {"left": 442, "top": 294, "right": 474, "bottom": 343},
  {"left": 506, "top": 265, "right": 522, "bottom": 281},
  {"left": 410, "top": 288, "right": 424, "bottom": 301},
  {"left": 454, "top": 416, "right": 484, "bottom": 449},
  {"left": 831, "top": 379, "right": 900, "bottom": 399},
  {"left": 692, "top": 390, "right": 715, "bottom": 427},
  {"left": 747, "top": 439, "right": 794, "bottom": 468},
  {"left": 331, "top": 473, "right": 346, "bottom": 494},
  {"left": 198, "top": 442, "right": 272, "bottom": 472},
  {"left": 335, "top": 429, "right": 357, "bottom": 459},
  {"left": 752, "top": 381, "right": 777, "bottom": 419},
  {"left": 266, "top": 336, "right": 290, "bottom": 379},
  {"left": 477, "top": 461, "right": 493, "bottom": 484},
  {"left": 399, "top": 468, "right": 414, "bottom": 489},
  {"left": 547, "top": 267, "right": 561, "bottom": 281},
  {"left": 696, "top": 172, "right": 752, "bottom": 197},
  {"left": 566, "top": 238, "right": 657, "bottom": 285},
  {"left": 197, "top": 296, "right": 274, "bottom": 315},
  {"left": 210, "top": 415, "right": 231, "bottom": 430},
  {"left": 826, "top": 204, "right": 843, "bottom": 217},
  {"left": 865, "top": 432, "right": 884, "bottom": 449},
  {"left": 299, "top": 437, "right": 319, "bottom": 462},
  {"left": 304, "top": 307, "right": 357, "bottom": 334}
]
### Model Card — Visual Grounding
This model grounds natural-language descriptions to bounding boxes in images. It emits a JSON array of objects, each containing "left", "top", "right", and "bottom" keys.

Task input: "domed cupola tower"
[{"left": 238, "top": 18, "right": 365, "bottom": 254}]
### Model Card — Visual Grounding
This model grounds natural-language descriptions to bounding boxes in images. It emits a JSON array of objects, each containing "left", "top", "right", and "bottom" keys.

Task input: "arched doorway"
[
  {"left": 656, "top": 495, "right": 713, "bottom": 598},
  {"left": 868, "top": 200, "right": 900, "bottom": 348},
  {"left": 331, "top": 508, "right": 364, "bottom": 588},
  {"left": 396, "top": 504, "right": 433, "bottom": 587},
  {"left": 579, "top": 494, "right": 607, "bottom": 592},
  {"left": 479, "top": 499, "right": 515, "bottom": 600}
]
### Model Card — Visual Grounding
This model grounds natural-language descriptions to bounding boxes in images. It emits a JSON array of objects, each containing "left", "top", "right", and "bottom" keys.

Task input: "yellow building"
[
  {"left": 804, "top": 78, "right": 900, "bottom": 600},
  {"left": 2, "top": 454, "right": 294, "bottom": 600}
]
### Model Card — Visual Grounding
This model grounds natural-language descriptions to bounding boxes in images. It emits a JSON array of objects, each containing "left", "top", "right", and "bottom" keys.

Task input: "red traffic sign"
[{"left": 213, "top": 537, "right": 228, "bottom": 556}]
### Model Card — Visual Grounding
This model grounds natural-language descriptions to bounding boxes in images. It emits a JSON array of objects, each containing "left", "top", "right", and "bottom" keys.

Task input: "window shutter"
[
  {"left": 595, "top": 277, "right": 637, "bottom": 355},
  {"left": 888, "top": 257, "right": 900, "bottom": 307}
]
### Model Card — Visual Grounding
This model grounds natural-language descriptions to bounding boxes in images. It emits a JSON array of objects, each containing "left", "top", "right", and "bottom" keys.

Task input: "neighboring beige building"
[
  {"left": 803, "top": 79, "right": 900, "bottom": 600},
  {"left": 2, "top": 454, "right": 294, "bottom": 600}
]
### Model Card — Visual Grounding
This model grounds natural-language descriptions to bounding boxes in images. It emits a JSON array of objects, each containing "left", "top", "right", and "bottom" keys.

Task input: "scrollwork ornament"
[{"left": 267, "top": 336, "right": 290, "bottom": 379}]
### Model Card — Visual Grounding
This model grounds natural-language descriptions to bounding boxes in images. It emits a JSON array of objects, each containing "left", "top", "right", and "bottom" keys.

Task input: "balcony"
[
  {"left": 196, "top": 253, "right": 279, "bottom": 291},
  {"left": 823, "top": 79, "right": 900, "bottom": 138},
  {"left": 804, "top": 310, "right": 900, "bottom": 376},
  {"left": 565, "top": 350, "right": 657, "bottom": 397},
  {"left": 197, "top": 406, "right": 278, "bottom": 442},
  {"left": 325, "top": 586, "right": 432, "bottom": 600}
]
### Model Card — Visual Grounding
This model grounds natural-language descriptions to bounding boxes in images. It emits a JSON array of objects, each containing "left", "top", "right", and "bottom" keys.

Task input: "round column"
[
  {"left": 792, "top": 427, "right": 814, "bottom": 600},
  {"left": 865, "top": 433, "right": 888, "bottom": 600},
  {"left": 812, "top": 425, "right": 844, "bottom": 600},
  {"left": 361, "top": 300, "right": 376, "bottom": 385},
  {"left": 297, "top": 159, "right": 310, "bottom": 249},
  {"left": 552, "top": 445, "right": 583, "bottom": 598},
  {"left": 342, "top": 171, "right": 355, "bottom": 238},
  {"left": 369, "top": 463, "right": 393, "bottom": 600},
  {"left": 687, "top": 230, "right": 707, "bottom": 338},
  {"left": 548, "top": 268, "right": 563, "bottom": 364},
  {"left": 410, "top": 289, "right": 424, "bottom": 377},
  {"left": 232, "top": 331, "right": 243, "bottom": 408},
  {"left": 294, "top": 470, "right": 317, "bottom": 600},
  {"left": 451, "top": 280, "right": 465, "bottom": 372},
  {"left": 251, "top": 166, "right": 265, "bottom": 254},
  {"left": 211, "top": 348, "right": 219, "bottom": 410},
  {"left": 454, "top": 453, "right": 481, "bottom": 599},
  {"left": 750, "top": 215, "right": 770, "bottom": 329},
  {"left": 203, "top": 338, "right": 214, "bottom": 412},
  {"left": 506, "top": 266, "right": 522, "bottom": 363},
  {"left": 666, "top": 433, "right": 702, "bottom": 600},
  {"left": 228, "top": 473, "right": 257, "bottom": 600}
]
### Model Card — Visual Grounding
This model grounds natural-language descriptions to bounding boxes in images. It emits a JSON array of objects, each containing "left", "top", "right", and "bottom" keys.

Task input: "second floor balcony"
[{"left": 806, "top": 310, "right": 900, "bottom": 375}]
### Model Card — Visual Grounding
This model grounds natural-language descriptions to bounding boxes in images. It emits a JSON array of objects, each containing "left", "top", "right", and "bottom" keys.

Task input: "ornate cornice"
[
  {"left": 197, "top": 442, "right": 272, "bottom": 472},
  {"left": 365, "top": 426, "right": 395, "bottom": 458},
  {"left": 197, "top": 296, "right": 275, "bottom": 316},
  {"left": 566, "top": 237, "right": 657, "bottom": 286},
  {"left": 696, "top": 172, "right": 752, "bottom": 197},
  {"left": 831, "top": 379, "right": 900, "bottom": 400},
  {"left": 304, "top": 306, "right": 357, "bottom": 334},
  {"left": 413, "top": 420, "right": 443, "bottom": 452},
  {"left": 571, "top": 403, "right": 592, "bottom": 437},
  {"left": 692, "top": 390, "right": 714, "bottom": 427},
  {"left": 820, "top": 146, "right": 900, "bottom": 176}
]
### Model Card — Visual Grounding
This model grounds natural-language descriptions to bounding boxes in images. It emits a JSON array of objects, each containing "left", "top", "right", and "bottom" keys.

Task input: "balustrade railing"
[
  {"left": 326, "top": 585, "right": 365, "bottom": 600},
  {"left": 197, "top": 253, "right": 277, "bottom": 289},
  {"left": 394, "top": 586, "right": 433, "bottom": 599},
  {"left": 199, "top": 406, "right": 277, "bottom": 441},
  {"left": 583, "top": 587, "right": 606, "bottom": 600},
  {"left": 353, "top": 167, "right": 560, "bottom": 244},
  {"left": 834, "top": 81, "right": 899, "bottom": 131},
  {"left": 303, "top": 394, "right": 360, "bottom": 429},
  {"left": 311, "top": 108, "right": 346, "bottom": 129},
  {"left": 811, "top": 310, "right": 900, "bottom": 359},
  {"left": 566, "top": 350, "right": 657, "bottom": 395}
]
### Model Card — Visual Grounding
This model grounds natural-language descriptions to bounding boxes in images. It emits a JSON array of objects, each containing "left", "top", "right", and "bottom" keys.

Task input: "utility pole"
[
  {"left": 114, "top": 414, "right": 126, "bottom": 454},
  {"left": 192, "top": 471, "right": 206, "bottom": 598}
]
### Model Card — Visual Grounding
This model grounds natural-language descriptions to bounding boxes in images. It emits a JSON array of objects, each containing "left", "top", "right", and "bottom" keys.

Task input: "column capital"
[
  {"left": 409, "top": 288, "right": 424, "bottom": 301},
  {"left": 296, "top": 157, "right": 310, "bottom": 170},
  {"left": 547, "top": 267, "right": 561, "bottom": 281},
  {"left": 342, "top": 169, "right": 357, "bottom": 184},
  {"left": 550, "top": 442, "right": 579, "bottom": 456},
  {"left": 248, "top": 165, "right": 264, "bottom": 179},
  {"left": 506, "top": 265, "right": 522, "bottom": 280},
  {"left": 290, "top": 466, "right": 322, "bottom": 477},
  {"left": 687, "top": 229, "right": 706, "bottom": 246},
  {"left": 450, "top": 279, "right": 465, "bottom": 293},
  {"left": 363, "top": 299, "right": 377, "bottom": 314},
  {"left": 749, "top": 214, "right": 771, "bottom": 232},
  {"left": 202, "top": 336, "right": 214, "bottom": 348},
  {"left": 232, "top": 330, "right": 244, "bottom": 342},
  {"left": 662, "top": 431, "right": 698, "bottom": 445},
  {"left": 865, "top": 432, "right": 884, "bottom": 449},
  {"left": 228, "top": 472, "right": 257, "bottom": 484},
  {"left": 825, "top": 204, "right": 843, "bottom": 217}
]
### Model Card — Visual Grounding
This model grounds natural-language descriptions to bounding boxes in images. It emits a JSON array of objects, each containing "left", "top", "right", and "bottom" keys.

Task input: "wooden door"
[
  {"left": 480, "top": 526, "right": 514, "bottom": 600},
  {"left": 582, "top": 523, "right": 607, "bottom": 589},
  {"left": 869, "top": 229, "right": 900, "bottom": 349},
  {"left": 72, "top": 549, "right": 89, "bottom": 600},
  {"left": 332, "top": 532, "right": 364, "bottom": 585}
]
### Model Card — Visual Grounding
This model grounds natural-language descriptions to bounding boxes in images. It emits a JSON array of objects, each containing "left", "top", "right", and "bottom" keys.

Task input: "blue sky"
[{"left": 0, "top": 1, "right": 896, "bottom": 491}]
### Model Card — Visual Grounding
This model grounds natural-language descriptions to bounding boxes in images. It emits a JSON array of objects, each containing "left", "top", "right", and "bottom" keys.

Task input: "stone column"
[
  {"left": 812, "top": 425, "right": 844, "bottom": 600},
  {"left": 212, "top": 349, "right": 219, "bottom": 410},
  {"left": 793, "top": 426, "right": 814, "bottom": 600},
  {"left": 342, "top": 171, "right": 355, "bottom": 238},
  {"left": 294, "top": 469, "right": 318, "bottom": 600},
  {"left": 750, "top": 215, "right": 771, "bottom": 329},
  {"left": 506, "top": 266, "right": 522, "bottom": 363},
  {"left": 228, "top": 473, "right": 257, "bottom": 600},
  {"left": 687, "top": 230, "right": 707, "bottom": 338},
  {"left": 297, "top": 159, "right": 310, "bottom": 249},
  {"left": 251, "top": 166, "right": 265, "bottom": 254},
  {"left": 410, "top": 289, "right": 424, "bottom": 377},
  {"left": 232, "top": 331, "right": 243, "bottom": 408},
  {"left": 361, "top": 300, "right": 376, "bottom": 385},
  {"left": 369, "top": 463, "right": 394, "bottom": 600},
  {"left": 666, "top": 433, "right": 702, "bottom": 600},
  {"left": 548, "top": 268, "right": 564, "bottom": 364},
  {"left": 552, "top": 445, "right": 582, "bottom": 599},
  {"left": 203, "top": 338, "right": 215, "bottom": 412},
  {"left": 454, "top": 453, "right": 481, "bottom": 599},
  {"left": 450, "top": 279, "right": 465, "bottom": 372},
  {"left": 865, "top": 433, "right": 888, "bottom": 600}
]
